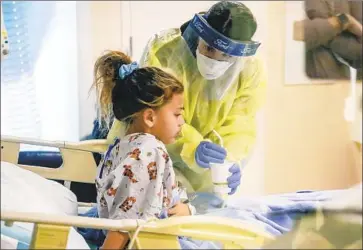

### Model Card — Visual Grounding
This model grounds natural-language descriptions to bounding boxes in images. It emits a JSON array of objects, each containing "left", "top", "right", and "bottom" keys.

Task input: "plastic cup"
[{"left": 210, "top": 161, "right": 234, "bottom": 199}]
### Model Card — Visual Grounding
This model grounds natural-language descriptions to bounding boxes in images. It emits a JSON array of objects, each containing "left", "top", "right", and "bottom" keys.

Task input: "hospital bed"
[
  {"left": 0, "top": 135, "right": 275, "bottom": 249},
  {"left": 1, "top": 135, "right": 362, "bottom": 249}
]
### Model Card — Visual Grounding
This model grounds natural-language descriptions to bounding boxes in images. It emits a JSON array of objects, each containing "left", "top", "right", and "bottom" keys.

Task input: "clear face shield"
[{"left": 181, "top": 14, "right": 261, "bottom": 100}]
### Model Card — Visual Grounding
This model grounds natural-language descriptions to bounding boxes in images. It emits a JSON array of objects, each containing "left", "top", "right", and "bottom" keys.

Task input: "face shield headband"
[{"left": 188, "top": 14, "right": 261, "bottom": 57}]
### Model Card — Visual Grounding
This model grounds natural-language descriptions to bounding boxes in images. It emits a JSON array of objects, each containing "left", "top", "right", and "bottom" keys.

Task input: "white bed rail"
[
  {"left": 1, "top": 210, "right": 274, "bottom": 249},
  {"left": 1, "top": 135, "right": 109, "bottom": 183}
]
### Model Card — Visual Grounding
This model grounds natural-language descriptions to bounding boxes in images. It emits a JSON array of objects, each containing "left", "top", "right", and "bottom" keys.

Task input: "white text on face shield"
[
  {"left": 241, "top": 46, "right": 253, "bottom": 55},
  {"left": 194, "top": 21, "right": 204, "bottom": 33},
  {"left": 214, "top": 39, "right": 230, "bottom": 50}
]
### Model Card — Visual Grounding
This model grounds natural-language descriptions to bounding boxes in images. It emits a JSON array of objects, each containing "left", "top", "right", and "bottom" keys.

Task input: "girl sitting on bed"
[{"left": 88, "top": 51, "right": 196, "bottom": 249}]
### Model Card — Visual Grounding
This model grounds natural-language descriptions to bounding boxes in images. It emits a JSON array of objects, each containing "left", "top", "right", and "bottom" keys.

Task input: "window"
[{"left": 1, "top": 1, "right": 79, "bottom": 143}]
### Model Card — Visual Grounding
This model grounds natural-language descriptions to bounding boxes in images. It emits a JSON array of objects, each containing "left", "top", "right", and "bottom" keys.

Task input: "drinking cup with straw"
[{"left": 209, "top": 130, "right": 241, "bottom": 207}]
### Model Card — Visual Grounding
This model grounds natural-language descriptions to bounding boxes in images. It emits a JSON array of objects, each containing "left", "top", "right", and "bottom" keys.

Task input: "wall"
[
  {"left": 263, "top": 2, "right": 361, "bottom": 194},
  {"left": 235, "top": 2, "right": 268, "bottom": 197},
  {"left": 76, "top": 1, "right": 123, "bottom": 139}
]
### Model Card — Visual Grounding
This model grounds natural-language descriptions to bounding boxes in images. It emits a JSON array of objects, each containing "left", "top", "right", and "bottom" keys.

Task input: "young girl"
[{"left": 91, "top": 51, "right": 195, "bottom": 249}]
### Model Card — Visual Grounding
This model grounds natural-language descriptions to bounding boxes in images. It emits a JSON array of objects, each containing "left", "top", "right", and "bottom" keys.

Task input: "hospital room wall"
[
  {"left": 76, "top": 2, "right": 123, "bottom": 139},
  {"left": 263, "top": 2, "right": 361, "bottom": 194}
]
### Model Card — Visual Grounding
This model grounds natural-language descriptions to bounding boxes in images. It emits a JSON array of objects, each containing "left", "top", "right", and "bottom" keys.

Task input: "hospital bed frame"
[{"left": 1, "top": 135, "right": 274, "bottom": 249}]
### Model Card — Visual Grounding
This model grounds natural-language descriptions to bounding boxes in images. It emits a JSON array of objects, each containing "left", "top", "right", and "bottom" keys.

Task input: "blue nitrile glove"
[
  {"left": 195, "top": 141, "right": 227, "bottom": 168},
  {"left": 227, "top": 163, "right": 242, "bottom": 195}
]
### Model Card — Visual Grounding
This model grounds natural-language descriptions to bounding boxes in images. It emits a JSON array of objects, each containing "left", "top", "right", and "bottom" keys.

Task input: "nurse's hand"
[
  {"left": 195, "top": 141, "right": 227, "bottom": 168},
  {"left": 228, "top": 163, "right": 242, "bottom": 195}
]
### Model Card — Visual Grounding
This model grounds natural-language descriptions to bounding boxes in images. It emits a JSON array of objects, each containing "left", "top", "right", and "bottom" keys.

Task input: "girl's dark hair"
[
  {"left": 181, "top": 1, "right": 257, "bottom": 41},
  {"left": 91, "top": 51, "right": 183, "bottom": 125}
]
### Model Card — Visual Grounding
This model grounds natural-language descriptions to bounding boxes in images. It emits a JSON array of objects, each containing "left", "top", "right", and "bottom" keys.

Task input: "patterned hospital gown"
[{"left": 96, "top": 133, "right": 177, "bottom": 220}]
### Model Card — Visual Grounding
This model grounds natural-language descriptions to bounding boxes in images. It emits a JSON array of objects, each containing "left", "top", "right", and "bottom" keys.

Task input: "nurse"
[{"left": 99, "top": 1, "right": 267, "bottom": 195}]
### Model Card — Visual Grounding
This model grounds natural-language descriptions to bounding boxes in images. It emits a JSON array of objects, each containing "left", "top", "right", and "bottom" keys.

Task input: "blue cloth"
[
  {"left": 77, "top": 207, "right": 106, "bottom": 248},
  {"left": 80, "top": 118, "right": 112, "bottom": 141},
  {"left": 219, "top": 189, "right": 343, "bottom": 235},
  {"left": 178, "top": 237, "right": 222, "bottom": 249},
  {"left": 118, "top": 62, "right": 139, "bottom": 79}
]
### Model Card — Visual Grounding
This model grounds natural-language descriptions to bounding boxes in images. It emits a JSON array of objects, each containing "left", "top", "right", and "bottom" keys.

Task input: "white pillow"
[
  {"left": 1, "top": 161, "right": 89, "bottom": 249},
  {"left": 1, "top": 161, "right": 77, "bottom": 215}
]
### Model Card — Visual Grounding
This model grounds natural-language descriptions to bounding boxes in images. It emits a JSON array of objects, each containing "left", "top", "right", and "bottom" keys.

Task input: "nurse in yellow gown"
[{"left": 105, "top": 1, "right": 267, "bottom": 194}]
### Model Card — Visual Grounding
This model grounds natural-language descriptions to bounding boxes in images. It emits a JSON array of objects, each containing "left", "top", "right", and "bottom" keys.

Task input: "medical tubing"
[
  {"left": 212, "top": 129, "right": 237, "bottom": 162},
  {"left": 212, "top": 129, "right": 224, "bottom": 148}
]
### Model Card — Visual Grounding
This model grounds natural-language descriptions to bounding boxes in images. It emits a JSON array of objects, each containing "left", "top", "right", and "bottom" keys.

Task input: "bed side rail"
[
  {"left": 1, "top": 135, "right": 109, "bottom": 183},
  {"left": 1, "top": 210, "right": 274, "bottom": 249}
]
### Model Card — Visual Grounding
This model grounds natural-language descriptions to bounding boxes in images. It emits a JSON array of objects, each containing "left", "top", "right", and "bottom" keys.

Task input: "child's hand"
[{"left": 168, "top": 202, "right": 191, "bottom": 217}]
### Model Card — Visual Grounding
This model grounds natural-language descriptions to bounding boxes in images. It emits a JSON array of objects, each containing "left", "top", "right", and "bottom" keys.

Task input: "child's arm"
[
  {"left": 168, "top": 187, "right": 197, "bottom": 216},
  {"left": 101, "top": 231, "right": 129, "bottom": 250}
]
